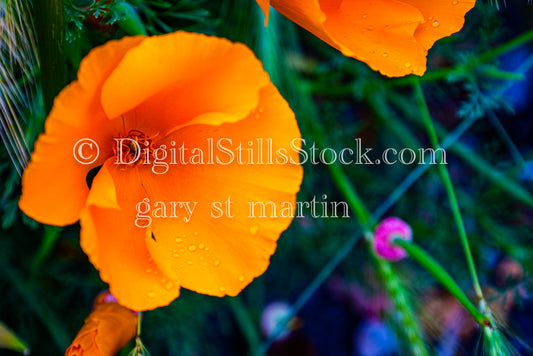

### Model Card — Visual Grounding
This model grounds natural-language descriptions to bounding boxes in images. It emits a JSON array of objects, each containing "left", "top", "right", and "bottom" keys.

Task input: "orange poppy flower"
[
  {"left": 19, "top": 32, "right": 303, "bottom": 310},
  {"left": 65, "top": 291, "right": 138, "bottom": 356},
  {"left": 257, "top": 0, "right": 476, "bottom": 77}
]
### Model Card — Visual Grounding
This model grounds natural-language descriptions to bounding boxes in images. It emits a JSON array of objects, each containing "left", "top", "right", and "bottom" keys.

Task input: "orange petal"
[
  {"left": 137, "top": 83, "right": 303, "bottom": 297},
  {"left": 65, "top": 293, "right": 137, "bottom": 356},
  {"left": 257, "top": 0, "right": 271, "bottom": 25},
  {"left": 102, "top": 32, "right": 270, "bottom": 137},
  {"left": 403, "top": 0, "right": 476, "bottom": 50},
  {"left": 269, "top": 0, "right": 334, "bottom": 48},
  {"left": 319, "top": 0, "right": 427, "bottom": 76},
  {"left": 19, "top": 36, "right": 144, "bottom": 226},
  {"left": 80, "top": 160, "right": 180, "bottom": 311},
  {"left": 267, "top": 0, "right": 475, "bottom": 77}
]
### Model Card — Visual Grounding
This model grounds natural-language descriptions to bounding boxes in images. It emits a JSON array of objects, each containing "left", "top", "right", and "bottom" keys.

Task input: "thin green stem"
[
  {"left": 306, "top": 118, "right": 373, "bottom": 232},
  {"left": 228, "top": 297, "right": 260, "bottom": 355},
  {"left": 30, "top": 226, "right": 61, "bottom": 278},
  {"left": 393, "top": 239, "right": 490, "bottom": 327},
  {"left": 137, "top": 312, "right": 142, "bottom": 336},
  {"left": 413, "top": 80, "right": 483, "bottom": 301},
  {"left": 256, "top": 230, "right": 364, "bottom": 355}
]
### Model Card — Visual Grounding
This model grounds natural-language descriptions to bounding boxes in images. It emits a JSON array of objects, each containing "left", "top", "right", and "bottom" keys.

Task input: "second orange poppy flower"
[{"left": 257, "top": 0, "right": 476, "bottom": 77}]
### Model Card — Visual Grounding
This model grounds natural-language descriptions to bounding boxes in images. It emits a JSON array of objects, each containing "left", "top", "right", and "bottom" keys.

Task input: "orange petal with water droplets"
[
  {"left": 80, "top": 161, "right": 180, "bottom": 311},
  {"left": 261, "top": 0, "right": 475, "bottom": 77},
  {"left": 138, "top": 83, "right": 302, "bottom": 297}
]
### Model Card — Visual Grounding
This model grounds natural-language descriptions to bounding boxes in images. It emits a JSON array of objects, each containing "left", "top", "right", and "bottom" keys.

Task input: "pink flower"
[{"left": 373, "top": 217, "right": 412, "bottom": 261}]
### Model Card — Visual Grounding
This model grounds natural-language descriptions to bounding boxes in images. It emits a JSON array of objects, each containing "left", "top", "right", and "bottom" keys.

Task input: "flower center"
[{"left": 113, "top": 129, "right": 155, "bottom": 166}]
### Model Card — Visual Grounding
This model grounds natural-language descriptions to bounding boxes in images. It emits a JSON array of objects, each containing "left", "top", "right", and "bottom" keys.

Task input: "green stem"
[
  {"left": 137, "top": 312, "right": 142, "bottom": 336},
  {"left": 374, "top": 257, "right": 430, "bottom": 356},
  {"left": 228, "top": 297, "right": 260, "bottom": 355},
  {"left": 33, "top": 0, "right": 66, "bottom": 114},
  {"left": 31, "top": 226, "right": 61, "bottom": 277},
  {"left": 306, "top": 118, "right": 373, "bottom": 232},
  {"left": 413, "top": 80, "right": 483, "bottom": 301},
  {"left": 393, "top": 239, "right": 491, "bottom": 327}
]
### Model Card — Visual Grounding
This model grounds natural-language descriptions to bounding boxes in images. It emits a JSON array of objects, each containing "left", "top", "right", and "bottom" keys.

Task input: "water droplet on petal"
[
  {"left": 145, "top": 268, "right": 153, "bottom": 273},
  {"left": 187, "top": 260, "right": 193, "bottom": 265},
  {"left": 219, "top": 286, "right": 225, "bottom": 292},
  {"left": 147, "top": 291, "right": 156, "bottom": 298},
  {"left": 173, "top": 253, "right": 180, "bottom": 258},
  {"left": 194, "top": 232, "right": 199, "bottom": 236},
  {"left": 432, "top": 20, "right": 440, "bottom": 28},
  {"left": 382, "top": 52, "right": 388, "bottom": 57},
  {"left": 362, "top": 14, "right": 368, "bottom": 19},
  {"left": 213, "top": 260, "right": 221, "bottom": 267},
  {"left": 189, "top": 245, "right": 197, "bottom": 252},
  {"left": 250, "top": 225, "right": 260, "bottom": 235},
  {"left": 405, "top": 62, "right": 411, "bottom": 68},
  {"left": 175, "top": 238, "right": 182, "bottom": 244},
  {"left": 238, "top": 275, "right": 245, "bottom": 282},
  {"left": 452, "top": 0, "right": 458, "bottom": 5},
  {"left": 165, "top": 282, "right": 173, "bottom": 290},
  {"left": 367, "top": 26, "right": 373, "bottom": 31},
  {"left": 199, "top": 243, "right": 205, "bottom": 249}
]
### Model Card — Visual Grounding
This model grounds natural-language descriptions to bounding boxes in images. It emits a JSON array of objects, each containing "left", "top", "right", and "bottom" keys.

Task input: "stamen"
[{"left": 113, "top": 129, "right": 155, "bottom": 166}]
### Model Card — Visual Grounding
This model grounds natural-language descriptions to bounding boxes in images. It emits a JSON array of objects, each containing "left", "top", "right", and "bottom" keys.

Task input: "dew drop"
[
  {"left": 180, "top": 248, "right": 185, "bottom": 252},
  {"left": 147, "top": 291, "right": 156, "bottom": 298},
  {"left": 367, "top": 26, "right": 373, "bottom": 31},
  {"left": 145, "top": 268, "right": 153, "bottom": 273},
  {"left": 165, "top": 282, "right": 173, "bottom": 290},
  {"left": 362, "top": 14, "right": 368, "bottom": 19},
  {"left": 187, "top": 260, "right": 193, "bottom": 265},
  {"left": 432, "top": 20, "right": 440, "bottom": 28},
  {"left": 193, "top": 232, "right": 199, "bottom": 236},
  {"left": 382, "top": 52, "right": 388, "bottom": 57},
  {"left": 250, "top": 225, "right": 260, "bottom": 235},
  {"left": 173, "top": 253, "right": 180, "bottom": 258},
  {"left": 213, "top": 260, "right": 221, "bottom": 267},
  {"left": 238, "top": 275, "right": 245, "bottom": 282},
  {"left": 188, "top": 245, "right": 197, "bottom": 252},
  {"left": 200, "top": 256, "right": 205, "bottom": 261},
  {"left": 452, "top": 0, "right": 458, "bottom": 4},
  {"left": 259, "top": 108, "right": 264, "bottom": 113},
  {"left": 199, "top": 243, "right": 205, "bottom": 250},
  {"left": 219, "top": 286, "right": 225, "bottom": 292},
  {"left": 404, "top": 62, "right": 411, "bottom": 68},
  {"left": 175, "top": 238, "right": 183, "bottom": 244},
  {"left": 202, "top": 262, "right": 208, "bottom": 266}
]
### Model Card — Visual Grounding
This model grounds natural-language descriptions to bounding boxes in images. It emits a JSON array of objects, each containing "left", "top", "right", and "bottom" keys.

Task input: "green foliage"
[{"left": 2, "top": 1, "right": 533, "bottom": 356}]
